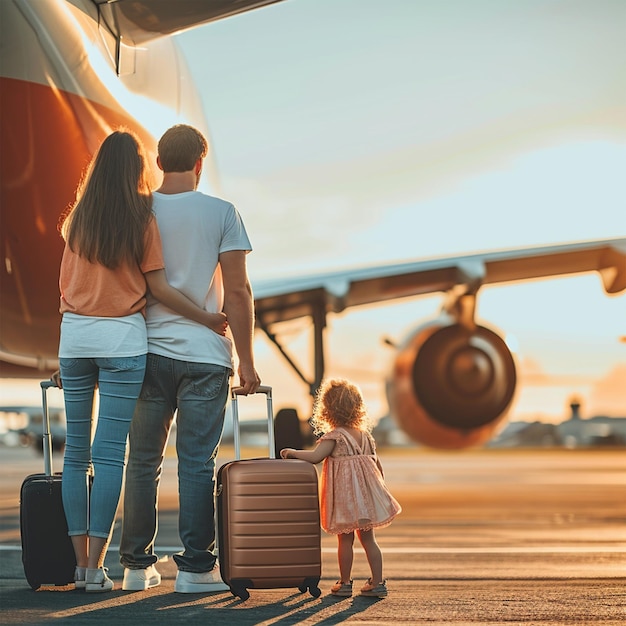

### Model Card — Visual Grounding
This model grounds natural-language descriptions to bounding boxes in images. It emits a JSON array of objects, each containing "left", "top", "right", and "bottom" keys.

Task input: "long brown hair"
[{"left": 61, "top": 129, "right": 153, "bottom": 268}]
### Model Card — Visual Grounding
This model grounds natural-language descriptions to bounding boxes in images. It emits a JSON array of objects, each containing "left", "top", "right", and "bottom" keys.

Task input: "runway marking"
[
  {"left": 352, "top": 546, "right": 626, "bottom": 553},
  {"left": 1, "top": 545, "right": 625, "bottom": 553}
]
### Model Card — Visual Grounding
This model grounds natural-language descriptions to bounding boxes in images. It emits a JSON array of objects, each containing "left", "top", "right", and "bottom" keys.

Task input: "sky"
[
  {"left": 168, "top": 0, "right": 626, "bottom": 423},
  {"left": 1, "top": 0, "right": 624, "bottom": 426}
]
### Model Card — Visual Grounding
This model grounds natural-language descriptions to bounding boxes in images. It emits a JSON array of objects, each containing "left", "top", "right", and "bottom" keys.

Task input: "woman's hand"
[
  {"left": 280, "top": 448, "right": 295, "bottom": 459},
  {"left": 209, "top": 312, "right": 228, "bottom": 335},
  {"left": 50, "top": 370, "right": 62, "bottom": 389}
]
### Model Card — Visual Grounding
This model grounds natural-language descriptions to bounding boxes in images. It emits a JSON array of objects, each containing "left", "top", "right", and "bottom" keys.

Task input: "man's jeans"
[
  {"left": 60, "top": 355, "right": 147, "bottom": 539},
  {"left": 119, "top": 354, "right": 231, "bottom": 572}
]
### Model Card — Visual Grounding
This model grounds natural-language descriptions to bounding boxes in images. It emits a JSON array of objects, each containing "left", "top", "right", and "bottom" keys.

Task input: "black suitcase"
[
  {"left": 217, "top": 386, "right": 322, "bottom": 601},
  {"left": 20, "top": 380, "right": 76, "bottom": 589}
]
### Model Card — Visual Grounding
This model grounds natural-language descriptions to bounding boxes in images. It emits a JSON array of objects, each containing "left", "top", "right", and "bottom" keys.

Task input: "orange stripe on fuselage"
[{"left": 0, "top": 77, "right": 158, "bottom": 368}]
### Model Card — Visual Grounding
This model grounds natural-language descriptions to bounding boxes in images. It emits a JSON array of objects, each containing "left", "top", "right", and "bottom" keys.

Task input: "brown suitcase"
[{"left": 216, "top": 386, "right": 322, "bottom": 601}]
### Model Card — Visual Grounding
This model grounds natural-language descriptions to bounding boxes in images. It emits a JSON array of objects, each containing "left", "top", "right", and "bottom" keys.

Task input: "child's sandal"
[
  {"left": 360, "top": 578, "right": 388, "bottom": 598},
  {"left": 330, "top": 579, "right": 353, "bottom": 596}
]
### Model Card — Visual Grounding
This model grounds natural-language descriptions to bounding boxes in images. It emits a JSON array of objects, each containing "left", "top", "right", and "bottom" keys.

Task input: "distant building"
[
  {"left": 488, "top": 421, "right": 562, "bottom": 448},
  {"left": 490, "top": 399, "right": 626, "bottom": 448},
  {"left": 557, "top": 398, "right": 626, "bottom": 447},
  {"left": 372, "top": 414, "right": 413, "bottom": 447}
]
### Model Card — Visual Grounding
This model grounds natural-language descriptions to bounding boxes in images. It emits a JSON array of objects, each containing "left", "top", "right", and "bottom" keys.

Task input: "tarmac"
[{"left": 1, "top": 446, "right": 625, "bottom": 625}]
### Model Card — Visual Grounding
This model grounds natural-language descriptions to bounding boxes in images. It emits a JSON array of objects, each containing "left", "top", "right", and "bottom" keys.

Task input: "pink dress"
[{"left": 319, "top": 427, "right": 402, "bottom": 535}]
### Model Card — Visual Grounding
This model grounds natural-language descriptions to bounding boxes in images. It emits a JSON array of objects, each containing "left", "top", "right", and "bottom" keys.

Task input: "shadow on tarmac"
[{"left": 0, "top": 556, "right": 379, "bottom": 626}]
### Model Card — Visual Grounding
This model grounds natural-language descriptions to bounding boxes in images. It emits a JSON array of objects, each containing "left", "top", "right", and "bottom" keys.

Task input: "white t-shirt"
[
  {"left": 59, "top": 312, "right": 146, "bottom": 358},
  {"left": 146, "top": 191, "right": 252, "bottom": 367}
]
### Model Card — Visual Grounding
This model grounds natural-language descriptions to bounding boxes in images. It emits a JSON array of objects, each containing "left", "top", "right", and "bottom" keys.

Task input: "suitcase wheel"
[
  {"left": 229, "top": 582, "right": 250, "bottom": 601},
  {"left": 299, "top": 578, "right": 322, "bottom": 598}
]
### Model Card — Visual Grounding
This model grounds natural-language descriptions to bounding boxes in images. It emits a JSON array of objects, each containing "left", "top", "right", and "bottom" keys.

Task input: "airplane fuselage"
[{"left": 0, "top": 0, "right": 208, "bottom": 375}]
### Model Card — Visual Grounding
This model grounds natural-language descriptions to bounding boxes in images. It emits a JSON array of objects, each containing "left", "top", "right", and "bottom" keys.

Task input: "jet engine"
[{"left": 387, "top": 317, "right": 516, "bottom": 448}]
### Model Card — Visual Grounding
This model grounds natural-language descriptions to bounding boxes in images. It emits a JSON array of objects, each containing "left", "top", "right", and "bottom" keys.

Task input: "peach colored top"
[
  {"left": 319, "top": 427, "right": 401, "bottom": 535},
  {"left": 59, "top": 216, "right": 165, "bottom": 317}
]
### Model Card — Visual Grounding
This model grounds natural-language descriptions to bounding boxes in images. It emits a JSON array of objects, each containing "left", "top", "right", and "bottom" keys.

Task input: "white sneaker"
[
  {"left": 122, "top": 565, "right": 162, "bottom": 591},
  {"left": 85, "top": 567, "right": 114, "bottom": 593},
  {"left": 175, "top": 564, "right": 229, "bottom": 593}
]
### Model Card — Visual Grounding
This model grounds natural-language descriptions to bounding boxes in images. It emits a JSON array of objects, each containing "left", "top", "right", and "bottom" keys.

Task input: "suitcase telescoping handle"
[
  {"left": 231, "top": 385, "right": 274, "bottom": 461},
  {"left": 40, "top": 379, "right": 58, "bottom": 477}
]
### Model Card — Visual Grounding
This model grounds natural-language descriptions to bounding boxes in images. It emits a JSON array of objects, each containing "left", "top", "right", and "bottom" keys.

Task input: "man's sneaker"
[
  {"left": 330, "top": 580, "right": 353, "bottom": 596},
  {"left": 175, "top": 564, "right": 229, "bottom": 593},
  {"left": 85, "top": 567, "right": 114, "bottom": 593},
  {"left": 359, "top": 578, "right": 388, "bottom": 598},
  {"left": 122, "top": 565, "right": 162, "bottom": 591}
]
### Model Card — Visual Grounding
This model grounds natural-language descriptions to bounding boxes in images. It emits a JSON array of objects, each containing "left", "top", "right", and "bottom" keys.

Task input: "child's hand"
[{"left": 280, "top": 448, "right": 295, "bottom": 459}]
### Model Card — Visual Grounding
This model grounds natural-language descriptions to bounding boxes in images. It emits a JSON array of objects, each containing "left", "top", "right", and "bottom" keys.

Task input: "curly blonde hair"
[{"left": 310, "top": 378, "right": 371, "bottom": 435}]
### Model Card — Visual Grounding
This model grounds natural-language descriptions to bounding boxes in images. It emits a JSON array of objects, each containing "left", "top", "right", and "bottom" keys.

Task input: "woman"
[{"left": 58, "top": 129, "right": 226, "bottom": 592}]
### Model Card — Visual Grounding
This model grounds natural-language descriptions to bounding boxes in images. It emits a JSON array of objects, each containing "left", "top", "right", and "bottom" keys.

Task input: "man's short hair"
[{"left": 158, "top": 124, "right": 208, "bottom": 172}]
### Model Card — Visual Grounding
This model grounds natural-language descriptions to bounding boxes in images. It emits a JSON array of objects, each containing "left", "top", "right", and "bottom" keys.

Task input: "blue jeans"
[
  {"left": 60, "top": 355, "right": 147, "bottom": 539},
  {"left": 119, "top": 354, "right": 231, "bottom": 572}
]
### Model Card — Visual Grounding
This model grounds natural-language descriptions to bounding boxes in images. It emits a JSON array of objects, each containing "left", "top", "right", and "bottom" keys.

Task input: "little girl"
[{"left": 281, "top": 378, "right": 401, "bottom": 598}]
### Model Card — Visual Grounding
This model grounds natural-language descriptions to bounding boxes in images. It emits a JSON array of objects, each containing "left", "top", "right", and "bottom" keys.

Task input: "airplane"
[
  {"left": 0, "top": 0, "right": 282, "bottom": 376},
  {"left": 1, "top": 1, "right": 625, "bottom": 450},
  {"left": 252, "top": 240, "right": 626, "bottom": 448}
]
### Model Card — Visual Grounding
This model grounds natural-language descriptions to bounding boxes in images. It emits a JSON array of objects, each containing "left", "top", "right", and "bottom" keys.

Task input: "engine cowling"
[{"left": 387, "top": 318, "right": 516, "bottom": 448}]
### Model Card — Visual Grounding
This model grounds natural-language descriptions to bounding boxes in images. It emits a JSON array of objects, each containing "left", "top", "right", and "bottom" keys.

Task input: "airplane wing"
[
  {"left": 253, "top": 238, "right": 626, "bottom": 327},
  {"left": 89, "top": 0, "right": 286, "bottom": 45}
]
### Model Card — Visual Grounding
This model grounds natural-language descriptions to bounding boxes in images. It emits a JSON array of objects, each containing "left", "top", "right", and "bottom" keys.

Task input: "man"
[{"left": 119, "top": 124, "right": 261, "bottom": 593}]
